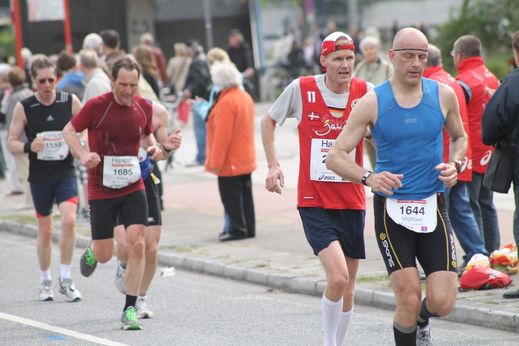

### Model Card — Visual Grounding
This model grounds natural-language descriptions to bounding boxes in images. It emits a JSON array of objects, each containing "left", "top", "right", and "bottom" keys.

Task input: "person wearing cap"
[
  {"left": 261, "top": 31, "right": 369, "bottom": 345},
  {"left": 326, "top": 27, "right": 467, "bottom": 345}
]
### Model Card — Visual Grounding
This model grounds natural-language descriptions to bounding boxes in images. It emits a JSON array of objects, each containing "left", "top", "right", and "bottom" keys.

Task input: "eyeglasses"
[
  {"left": 392, "top": 48, "right": 428, "bottom": 53},
  {"left": 37, "top": 78, "right": 55, "bottom": 84}
]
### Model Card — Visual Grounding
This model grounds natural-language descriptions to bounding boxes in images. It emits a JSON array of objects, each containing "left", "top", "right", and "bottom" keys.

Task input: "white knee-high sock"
[
  {"left": 60, "top": 264, "right": 71, "bottom": 279},
  {"left": 322, "top": 294, "right": 343, "bottom": 346},
  {"left": 40, "top": 270, "right": 52, "bottom": 282},
  {"left": 335, "top": 308, "right": 353, "bottom": 346}
]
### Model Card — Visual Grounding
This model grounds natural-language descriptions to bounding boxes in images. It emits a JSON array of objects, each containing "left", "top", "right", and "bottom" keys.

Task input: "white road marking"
[{"left": 0, "top": 312, "right": 129, "bottom": 346}]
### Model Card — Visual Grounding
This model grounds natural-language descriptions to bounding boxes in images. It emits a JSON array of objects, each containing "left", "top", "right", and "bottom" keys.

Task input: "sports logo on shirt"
[{"left": 46, "top": 115, "right": 55, "bottom": 122}]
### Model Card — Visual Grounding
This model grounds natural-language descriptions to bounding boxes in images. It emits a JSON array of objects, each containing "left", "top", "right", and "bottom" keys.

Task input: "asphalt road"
[{"left": 1, "top": 232, "right": 518, "bottom": 346}]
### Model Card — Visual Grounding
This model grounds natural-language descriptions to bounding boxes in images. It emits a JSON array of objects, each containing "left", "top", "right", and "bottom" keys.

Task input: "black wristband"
[
  {"left": 23, "top": 142, "right": 30, "bottom": 153},
  {"left": 361, "top": 170, "right": 373, "bottom": 186},
  {"left": 157, "top": 143, "right": 172, "bottom": 154},
  {"left": 450, "top": 160, "right": 462, "bottom": 174}
]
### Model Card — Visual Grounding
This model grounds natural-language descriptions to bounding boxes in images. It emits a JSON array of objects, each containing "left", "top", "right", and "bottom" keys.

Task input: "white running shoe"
[
  {"left": 417, "top": 324, "right": 434, "bottom": 346},
  {"left": 136, "top": 296, "right": 154, "bottom": 319},
  {"left": 114, "top": 262, "right": 127, "bottom": 294},
  {"left": 58, "top": 278, "right": 82, "bottom": 302},
  {"left": 39, "top": 280, "right": 54, "bottom": 301}
]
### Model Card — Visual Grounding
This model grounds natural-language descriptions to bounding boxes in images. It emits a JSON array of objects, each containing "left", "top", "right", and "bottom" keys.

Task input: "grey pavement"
[{"left": 1, "top": 102, "right": 519, "bottom": 334}]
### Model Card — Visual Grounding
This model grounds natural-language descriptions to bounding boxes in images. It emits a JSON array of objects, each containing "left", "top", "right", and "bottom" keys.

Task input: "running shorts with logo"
[
  {"left": 298, "top": 207, "right": 366, "bottom": 258},
  {"left": 373, "top": 193, "right": 457, "bottom": 276},
  {"left": 90, "top": 189, "right": 148, "bottom": 240},
  {"left": 30, "top": 176, "right": 78, "bottom": 218}
]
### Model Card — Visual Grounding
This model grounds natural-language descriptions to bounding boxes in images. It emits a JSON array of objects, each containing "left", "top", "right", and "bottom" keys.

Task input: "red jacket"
[
  {"left": 424, "top": 66, "right": 472, "bottom": 182},
  {"left": 205, "top": 86, "right": 256, "bottom": 177},
  {"left": 455, "top": 57, "right": 499, "bottom": 174}
]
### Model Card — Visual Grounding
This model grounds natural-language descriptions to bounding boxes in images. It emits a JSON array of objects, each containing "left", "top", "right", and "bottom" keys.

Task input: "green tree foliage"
[
  {"left": 436, "top": 0, "right": 518, "bottom": 78},
  {"left": 0, "top": 26, "right": 15, "bottom": 62}
]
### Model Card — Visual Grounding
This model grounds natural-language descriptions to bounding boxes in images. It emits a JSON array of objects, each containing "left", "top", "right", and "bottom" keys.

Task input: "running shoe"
[
  {"left": 120, "top": 306, "right": 143, "bottom": 330},
  {"left": 417, "top": 324, "right": 434, "bottom": 346},
  {"left": 38, "top": 279, "right": 54, "bottom": 301},
  {"left": 114, "top": 262, "right": 127, "bottom": 294},
  {"left": 80, "top": 242, "right": 97, "bottom": 277},
  {"left": 136, "top": 296, "right": 154, "bottom": 319},
  {"left": 58, "top": 277, "right": 82, "bottom": 302}
]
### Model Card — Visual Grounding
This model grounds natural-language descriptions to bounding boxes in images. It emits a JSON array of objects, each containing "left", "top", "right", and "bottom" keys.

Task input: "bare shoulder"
[
  {"left": 152, "top": 102, "right": 168, "bottom": 126},
  {"left": 437, "top": 81, "right": 457, "bottom": 111},
  {"left": 71, "top": 94, "right": 82, "bottom": 113},
  {"left": 437, "top": 82, "right": 456, "bottom": 102},
  {"left": 13, "top": 101, "right": 26, "bottom": 117},
  {"left": 350, "top": 89, "right": 378, "bottom": 124}
]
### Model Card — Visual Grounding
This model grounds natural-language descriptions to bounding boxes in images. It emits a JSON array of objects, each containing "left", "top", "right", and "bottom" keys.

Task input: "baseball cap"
[{"left": 321, "top": 31, "right": 355, "bottom": 57}]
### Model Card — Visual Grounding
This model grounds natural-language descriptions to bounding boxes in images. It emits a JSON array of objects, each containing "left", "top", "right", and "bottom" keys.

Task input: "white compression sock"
[
  {"left": 322, "top": 294, "right": 343, "bottom": 346},
  {"left": 60, "top": 264, "right": 71, "bottom": 279},
  {"left": 40, "top": 270, "right": 52, "bottom": 282},
  {"left": 335, "top": 308, "right": 353, "bottom": 346}
]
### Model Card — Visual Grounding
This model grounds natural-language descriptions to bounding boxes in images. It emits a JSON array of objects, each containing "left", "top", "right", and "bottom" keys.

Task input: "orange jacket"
[{"left": 205, "top": 86, "right": 256, "bottom": 176}]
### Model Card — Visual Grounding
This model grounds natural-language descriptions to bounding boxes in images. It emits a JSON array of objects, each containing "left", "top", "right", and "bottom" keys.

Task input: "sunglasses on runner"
[{"left": 37, "top": 78, "right": 56, "bottom": 84}]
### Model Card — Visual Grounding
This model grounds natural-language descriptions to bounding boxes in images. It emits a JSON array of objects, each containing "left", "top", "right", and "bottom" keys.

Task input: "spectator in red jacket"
[{"left": 453, "top": 35, "right": 500, "bottom": 253}]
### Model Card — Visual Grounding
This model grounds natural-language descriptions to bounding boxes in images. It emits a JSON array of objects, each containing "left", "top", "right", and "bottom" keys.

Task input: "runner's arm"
[
  {"left": 63, "top": 121, "right": 100, "bottom": 169},
  {"left": 7, "top": 102, "right": 28, "bottom": 154},
  {"left": 437, "top": 83, "right": 468, "bottom": 187},
  {"left": 71, "top": 94, "right": 82, "bottom": 116},
  {"left": 261, "top": 114, "right": 284, "bottom": 194},
  {"left": 327, "top": 91, "right": 403, "bottom": 195},
  {"left": 142, "top": 132, "right": 163, "bottom": 161},
  {"left": 152, "top": 102, "right": 181, "bottom": 159},
  {"left": 326, "top": 92, "right": 376, "bottom": 183},
  {"left": 441, "top": 83, "right": 468, "bottom": 163}
]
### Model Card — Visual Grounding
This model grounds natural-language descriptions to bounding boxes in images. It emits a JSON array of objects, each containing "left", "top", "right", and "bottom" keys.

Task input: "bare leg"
[
  {"left": 58, "top": 201, "right": 77, "bottom": 265},
  {"left": 114, "top": 225, "right": 128, "bottom": 264},
  {"left": 37, "top": 216, "right": 53, "bottom": 271},
  {"left": 139, "top": 225, "right": 161, "bottom": 295},
  {"left": 125, "top": 224, "right": 146, "bottom": 297}
]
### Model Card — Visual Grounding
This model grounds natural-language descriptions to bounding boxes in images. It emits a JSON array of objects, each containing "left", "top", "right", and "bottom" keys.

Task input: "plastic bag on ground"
[
  {"left": 460, "top": 266, "right": 512, "bottom": 291},
  {"left": 490, "top": 244, "right": 518, "bottom": 275}
]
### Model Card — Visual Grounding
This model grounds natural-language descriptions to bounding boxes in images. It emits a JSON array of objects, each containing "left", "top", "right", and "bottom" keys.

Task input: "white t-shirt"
[{"left": 268, "top": 74, "right": 373, "bottom": 125}]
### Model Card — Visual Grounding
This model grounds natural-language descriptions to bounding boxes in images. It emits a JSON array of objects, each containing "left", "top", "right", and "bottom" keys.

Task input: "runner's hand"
[
  {"left": 147, "top": 144, "right": 163, "bottom": 161},
  {"left": 79, "top": 152, "right": 101, "bottom": 169},
  {"left": 265, "top": 166, "right": 284, "bottom": 194},
  {"left": 30, "top": 137, "right": 44, "bottom": 152},
  {"left": 165, "top": 129, "right": 182, "bottom": 151},
  {"left": 367, "top": 171, "right": 403, "bottom": 195},
  {"left": 436, "top": 162, "right": 457, "bottom": 188}
]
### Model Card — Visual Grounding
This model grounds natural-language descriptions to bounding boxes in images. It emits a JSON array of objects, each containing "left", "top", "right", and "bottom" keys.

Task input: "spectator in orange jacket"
[{"left": 205, "top": 60, "right": 256, "bottom": 241}]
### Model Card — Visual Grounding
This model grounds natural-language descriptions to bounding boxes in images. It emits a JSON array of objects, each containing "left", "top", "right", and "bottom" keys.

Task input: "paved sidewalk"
[{"left": 1, "top": 103, "right": 519, "bottom": 333}]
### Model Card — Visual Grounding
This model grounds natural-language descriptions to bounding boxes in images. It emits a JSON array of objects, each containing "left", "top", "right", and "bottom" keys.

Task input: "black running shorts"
[
  {"left": 373, "top": 193, "right": 458, "bottom": 276},
  {"left": 90, "top": 189, "right": 148, "bottom": 240}
]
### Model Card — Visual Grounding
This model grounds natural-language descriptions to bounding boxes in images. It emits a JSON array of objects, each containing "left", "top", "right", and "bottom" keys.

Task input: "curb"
[{"left": 2, "top": 220, "right": 518, "bottom": 333}]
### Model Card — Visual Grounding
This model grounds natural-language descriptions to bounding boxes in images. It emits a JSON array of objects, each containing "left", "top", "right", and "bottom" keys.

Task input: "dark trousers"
[{"left": 217, "top": 174, "right": 255, "bottom": 237}]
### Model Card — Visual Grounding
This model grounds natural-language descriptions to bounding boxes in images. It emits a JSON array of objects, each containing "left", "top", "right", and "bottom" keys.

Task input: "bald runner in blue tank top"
[{"left": 372, "top": 78, "right": 445, "bottom": 199}]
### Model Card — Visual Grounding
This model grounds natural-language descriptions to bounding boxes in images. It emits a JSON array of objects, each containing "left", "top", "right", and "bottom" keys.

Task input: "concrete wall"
[{"left": 126, "top": 0, "right": 155, "bottom": 51}]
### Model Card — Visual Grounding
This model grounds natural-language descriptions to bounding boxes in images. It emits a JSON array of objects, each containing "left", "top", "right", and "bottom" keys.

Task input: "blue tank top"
[{"left": 372, "top": 78, "right": 445, "bottom": 199}]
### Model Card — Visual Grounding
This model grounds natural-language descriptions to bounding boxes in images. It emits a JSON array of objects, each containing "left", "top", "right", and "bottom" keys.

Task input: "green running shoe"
[
  {"left": 121, "top": 306, "right": 143, "bottom": 330},
  {"left": 79, "top": 243, "right": 97, "bottom": 277}
]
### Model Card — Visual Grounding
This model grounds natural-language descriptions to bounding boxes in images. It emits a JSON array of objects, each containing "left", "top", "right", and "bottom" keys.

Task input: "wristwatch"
[
  {"left": 451, "top": 160, "right": 462, "bottom": 174},
  {"left": 361, "top": 170, "right": 373, "bottom": 186}
]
